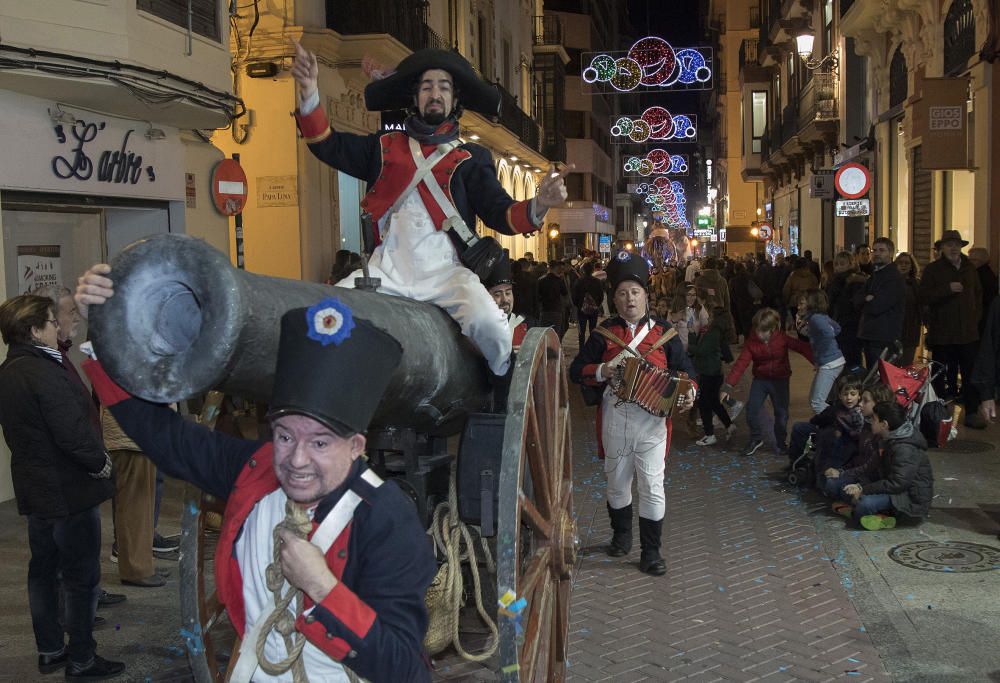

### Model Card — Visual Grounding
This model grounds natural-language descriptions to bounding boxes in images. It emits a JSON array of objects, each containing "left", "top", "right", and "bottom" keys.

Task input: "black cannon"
[{"left": 88, "top": 234, "right": 575, "bottom": 683}]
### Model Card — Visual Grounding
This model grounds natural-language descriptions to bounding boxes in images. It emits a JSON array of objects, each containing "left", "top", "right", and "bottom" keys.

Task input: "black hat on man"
[
  {"left": 482, "top": 252, "right": 513, "bottom": 291},
  {"left": 365, "top": 48, "right": 502, "bottom": 117},
  {"left": 934, "top": 229, "right": 969, "bottom": 249},
  {"left": 268, "top": 298, "right": 402, "bottom": 435},
  {"left": 607, "top": 250, "right": 650, "bottom": 290}
]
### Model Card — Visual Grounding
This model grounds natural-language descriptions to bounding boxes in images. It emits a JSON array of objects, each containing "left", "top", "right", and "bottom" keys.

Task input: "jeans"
[
  {"left": 930, "top": 342, "right": 981, "bottom": 412},
  {"left": 746, "top": 378, "right": 790, "bottom": 447},
  {"left": 823, "top": 474, "right": 854, "bottom": 500},
  {"left": 27, "top": 506, "right": 101, "bottom": 664},
  {"left": 577, "top": 312, "right": 598, "bottom": 349},
  {"left": 809, "top": 359, "right": 845, "bottom": 413},
  {"left": 697, "top": 374, "right": 732, "bottom": 437},
  {"left": 852, "top": 493, "right": 894, "bottom": 523}
]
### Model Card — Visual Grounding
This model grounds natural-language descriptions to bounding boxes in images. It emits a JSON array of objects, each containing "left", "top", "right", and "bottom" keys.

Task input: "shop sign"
[
  {"left": 835, "top": 198, "right": 870, "bottom": 217},
  {"left": 694, "top": 228, "right": 715, "bottom": 238},
  {"left": 17, "top": 245, "right": 61, "bottom": 294},
  {"left": 912, "top": 77, "right": 969, "bottom": 170},
  {"left": 257, "top": 175, "right": 298, "bottom": 208},
  {"left": 0, "top": 92, "right": 183, "bottom": 200}
]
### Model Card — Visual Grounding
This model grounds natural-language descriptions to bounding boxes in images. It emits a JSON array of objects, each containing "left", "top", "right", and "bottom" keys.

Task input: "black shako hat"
[
  {"left": 482, "top": 252, "right": 513, "bottom": 290},
  {"left": 607, "top": 250, "right": 650, "bottom": 291},
  {"left": 364, "top": 49, "right": 502, "bottom": 117},
  {"left": 267, "top": 298, "right": 402, "bottom": 435}
]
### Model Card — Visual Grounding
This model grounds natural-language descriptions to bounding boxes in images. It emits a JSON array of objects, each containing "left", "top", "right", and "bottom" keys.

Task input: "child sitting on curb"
[
  {"left": 836, "top": 401, "right": 935, "bottom": 530},
  {"left": 822, "top": 384, "right": 895, "bottom": 501},
  {"left": 721, "top": 308, "right": 813, "bottom": 457},
  {"left": 688, "top": 297, "right": 736, "bottom": 446},
  {"left": 787, "top": 375, "right": 864, "bottom": 483}
]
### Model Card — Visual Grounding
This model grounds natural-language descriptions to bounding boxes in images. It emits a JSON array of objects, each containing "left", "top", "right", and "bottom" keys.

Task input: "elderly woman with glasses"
[{"left": 0, "top": 294, "right": 122, "bottom": 681}]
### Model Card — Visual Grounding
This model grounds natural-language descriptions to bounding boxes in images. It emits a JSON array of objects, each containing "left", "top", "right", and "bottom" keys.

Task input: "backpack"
[
  {"left": 919, "top": 400, "right": 952, "bottom": 448},
  {"left": 581, "top": 292, "right": 600, "bottom": 316}
]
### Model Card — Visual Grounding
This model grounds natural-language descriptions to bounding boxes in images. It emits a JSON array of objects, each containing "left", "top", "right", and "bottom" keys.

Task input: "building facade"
[{"left": 0, "top": 0, "right": 238, "bottom": 502}]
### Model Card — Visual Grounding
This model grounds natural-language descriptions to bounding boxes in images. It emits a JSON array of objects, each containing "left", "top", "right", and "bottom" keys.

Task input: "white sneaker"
[{"left": 696, "top": 435, "right": 717, "bottom": 446}]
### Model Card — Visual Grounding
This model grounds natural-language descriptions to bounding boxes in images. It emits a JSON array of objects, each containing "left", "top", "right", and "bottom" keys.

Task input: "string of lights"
[
  {"left": 582, "top": 37, "right": 712, "bottom": 93},
  {"left": 610, "top": 108, "right": 697, "bottom": 143}
]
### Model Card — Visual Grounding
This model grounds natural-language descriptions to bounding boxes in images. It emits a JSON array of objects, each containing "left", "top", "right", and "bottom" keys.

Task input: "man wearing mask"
[
  {"left": 290, "top": 42, "right": 570, "bottom": 377},
  {"left": 920, "top": 230, "right": 984, "bottom": 428},
  {"left": 857, "top": 237, "right": 905, "bottom": 368}
]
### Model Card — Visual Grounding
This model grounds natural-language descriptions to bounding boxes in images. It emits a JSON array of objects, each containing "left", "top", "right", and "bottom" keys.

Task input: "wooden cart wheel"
[{"left": 496, "top": 327, "right": 575, "bottom": 682}]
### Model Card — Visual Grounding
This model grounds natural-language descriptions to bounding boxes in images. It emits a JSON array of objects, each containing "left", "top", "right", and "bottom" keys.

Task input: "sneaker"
[
  {"left": 65, "top": 654, "right": 125, "bottom": 681},
  {"left": 152, "top": 533, "right": 180, "bottom": 553},
  {"left": 696, "top": 435, "right": 717, "bottom": 446},
  {"left": 860, "top": 514, "right": 897, "bottom": 531},
  {"left": 728, "top": 400, "right": 745, "bottom": 420},
  {"left": 741, "top": 439, "right": 764, "bottom": 457}
]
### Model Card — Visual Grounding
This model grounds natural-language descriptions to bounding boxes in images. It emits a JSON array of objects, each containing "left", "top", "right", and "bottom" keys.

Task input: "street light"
[
  {"left": 795, "top": 30, "right": 839, "bottom": 73},
  {"left": 750, "top": 227, "right": 759, "bottom": 237},
  {"left": 548, "top": 227, "right": 560, "bottom": 240},
  {"left": 624, "top": 242, "right": 634, "bottom": 251},
  {"left": 690, "top": 238, "right": 699, "bottom": 247}
]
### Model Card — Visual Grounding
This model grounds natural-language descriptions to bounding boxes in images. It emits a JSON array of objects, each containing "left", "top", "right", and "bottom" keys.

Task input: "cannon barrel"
[{"left": 88, "top": 234, "right": 492, "bottom": 434}]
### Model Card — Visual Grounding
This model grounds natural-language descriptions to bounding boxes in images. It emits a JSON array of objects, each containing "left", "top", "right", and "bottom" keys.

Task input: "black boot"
[
  {"left": 638, "top": 517, "right": 666, "bottom": 575},
  {"left": 606, "top": 503, "right": 633, "bottom": 557}
]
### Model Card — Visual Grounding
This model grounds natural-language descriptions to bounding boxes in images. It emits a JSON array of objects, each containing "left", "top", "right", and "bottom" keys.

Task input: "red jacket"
[{"left": 724, "top": 330, "right": 813, "bottom": 387}]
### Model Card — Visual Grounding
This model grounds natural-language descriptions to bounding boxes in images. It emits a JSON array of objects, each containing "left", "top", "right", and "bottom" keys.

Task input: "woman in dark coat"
[
  {"left": 0, "top": 295, "right": 121, "bottom": 680},
  {"left": 826, "top": 251, "right": 867, "bottom": 368},
  {"left": 895, "top": 252, "right": 923, "bottom": 365}
]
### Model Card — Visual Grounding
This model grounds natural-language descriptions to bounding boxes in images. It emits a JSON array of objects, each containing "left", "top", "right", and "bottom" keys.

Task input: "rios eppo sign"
[{"left": 0, "top": 91, "right": 183, "bottom": 201}]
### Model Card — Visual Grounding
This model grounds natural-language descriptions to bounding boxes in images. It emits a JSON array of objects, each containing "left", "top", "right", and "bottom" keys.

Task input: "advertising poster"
[{"left": 17, "top": 245, "right": 61, "bottom": 294}]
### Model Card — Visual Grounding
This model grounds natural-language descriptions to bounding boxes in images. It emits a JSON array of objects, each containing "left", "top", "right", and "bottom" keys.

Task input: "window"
[
  {"left": 943, "top": 0, "right": 975, "bottom": 76},
  {"left": 477, "top": 14, "right": 492, "bottom": 78},
  {"left": 751, "top": 90, "right": 767, "bottom": 154},
  {"left": 137, "top": 0, "right": 220, "bottom": 41},
  {"left": 889, "top": 46, "right": 907, "bottom": 108},
  {"left": 824, "top": 0, "right": 834, "bottom": 55},
  {"left": 502, "top": 38, "right": 512, "bottom": 90}
]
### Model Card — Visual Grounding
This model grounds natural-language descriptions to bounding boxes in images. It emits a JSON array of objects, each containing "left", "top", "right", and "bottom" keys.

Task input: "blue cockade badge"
[{"left": 306, "top": 298, "right": 355, "bottom": 346}]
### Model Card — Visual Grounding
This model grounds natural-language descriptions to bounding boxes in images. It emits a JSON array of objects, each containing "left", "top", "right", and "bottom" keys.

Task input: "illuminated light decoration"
[
  {"left": 623, "top": 150, "right": 689, "bottom": 176},
  {"left": 611, "top": 109, "right": 697, "bottom": 143},
  {"left": 582, "top": 37, "right": 713, "bottom": 93}
]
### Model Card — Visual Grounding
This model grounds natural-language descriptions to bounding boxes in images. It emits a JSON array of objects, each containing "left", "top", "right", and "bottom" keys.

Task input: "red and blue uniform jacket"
[
  {"left": 569, "top": 316, "right": 696, "bottom": 457},
  {"left": 296, "top": 107, "right": 539, "bottom": 251},
  {"left": 83, "top": 361, "right": 435, "bottom": 682}
]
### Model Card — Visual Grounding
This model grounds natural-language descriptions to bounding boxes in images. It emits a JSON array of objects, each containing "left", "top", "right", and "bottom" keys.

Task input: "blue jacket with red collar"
[
  {"left": 83, "top": 361, "right": 434, "bottom": 682},
  {"left": 569, "top": 315, "right": 696, "bottom": 386},
  {"left": 295, "top": 107, "right": 539, "bottom": 252}
]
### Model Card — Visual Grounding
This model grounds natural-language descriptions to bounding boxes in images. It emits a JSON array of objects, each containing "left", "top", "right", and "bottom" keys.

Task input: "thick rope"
[
  {"left": 255, "top": 500, "right": 312, "bottom": 682},
  {"left": 427, "top": 462, "right": 499, "bottom": 661}
]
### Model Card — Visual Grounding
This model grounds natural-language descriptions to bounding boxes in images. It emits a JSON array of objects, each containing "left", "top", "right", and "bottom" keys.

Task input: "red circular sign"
[
  {"left": 758, "top": 223, "right": 772, "bottom": 241},
  {"left": 211, "top": 159, "right": 248, "bottom": 216},
  {"left": 835, "top": 163, "right": 871, "bottom": 199}
]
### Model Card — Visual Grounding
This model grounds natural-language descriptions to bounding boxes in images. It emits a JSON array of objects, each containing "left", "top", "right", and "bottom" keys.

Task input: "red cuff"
[
  {"left": 82, "top": 359, "right": 132, "bottom": 407},
  {"left": 295, "top": 107, "right": 332, "bottom": 143},
  {"left": 507, "top": 200, "right": 539, "bottom": 235},
  {"left": 581, "top": 363, "right": 602, "bottom": 385},
  {"left": 313, "top": 580, "right": 376, "bottom": 639},
  {"left": 297, "top": 608, "right": 352, "bottom": 660}
]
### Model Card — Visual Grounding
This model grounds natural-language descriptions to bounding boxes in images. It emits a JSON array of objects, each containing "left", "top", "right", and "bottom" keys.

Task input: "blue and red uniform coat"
[
  {"left": 568, "top": 316, "right": 697, "bottom": 458},
  {"left": 83, "top": 361, "right": 435, "bottom": 682},
  {"left": 296, "top": 107, "right": 539, "bottom": 251}
]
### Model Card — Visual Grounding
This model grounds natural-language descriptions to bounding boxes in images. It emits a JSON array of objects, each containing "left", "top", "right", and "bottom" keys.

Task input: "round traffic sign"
[
  {"left": 211, "top": 159, "right": 248, "bottom": 216},
  {"left": 835, "top": 162, "right": 871, "bottom": 199},
  {"left": 758, "top": 223, "right": 772, "bottom": 241}
]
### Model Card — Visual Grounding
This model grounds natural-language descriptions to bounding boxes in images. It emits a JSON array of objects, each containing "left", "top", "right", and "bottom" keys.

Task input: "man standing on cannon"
[
  {"left": 570, "top": 252, "right": 697, "bottom": 576},
  {"left": 75, "top": 268, "right": 436, "bottom": 682},
  {"left": 291, "top": 42, "right": 570, "bottom": 377}
]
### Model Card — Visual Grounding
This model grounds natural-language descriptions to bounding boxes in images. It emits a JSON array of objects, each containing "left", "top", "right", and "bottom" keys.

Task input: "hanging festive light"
[
  {"left": 582, "top": 37, "right": 713, "bottom": 93},
  {"left": 623, "top": 150, "right": 689, "bottom": 176}
]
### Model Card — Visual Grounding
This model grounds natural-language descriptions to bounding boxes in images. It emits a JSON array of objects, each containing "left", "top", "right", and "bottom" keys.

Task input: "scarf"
[{"left": 404, "top": 114, "right": 461, "bottom": 145}]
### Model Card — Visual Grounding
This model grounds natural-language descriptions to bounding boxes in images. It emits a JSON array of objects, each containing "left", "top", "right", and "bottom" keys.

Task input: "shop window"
[
  {"left": 137, "top": 0, "right": 220, "bottom": 41},
  {"left": 751, "top": 90, "right": 767, "bottom": 153},
  {"left": 943, "top": 0, "right": 975, "bottom": 76},
  {"left": 889, "top": 46, "right": 907, "bottom": 109}
]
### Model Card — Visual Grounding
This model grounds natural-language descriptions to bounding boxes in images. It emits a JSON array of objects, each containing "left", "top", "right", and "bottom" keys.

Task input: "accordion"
[{"left": 609, "top": 356, "right": 693, "bottom": 418}]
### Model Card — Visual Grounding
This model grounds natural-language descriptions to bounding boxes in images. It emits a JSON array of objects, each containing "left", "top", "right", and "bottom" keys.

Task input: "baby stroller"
[{"left": 878, "top": 358, "right": 957, "bottom": 448}]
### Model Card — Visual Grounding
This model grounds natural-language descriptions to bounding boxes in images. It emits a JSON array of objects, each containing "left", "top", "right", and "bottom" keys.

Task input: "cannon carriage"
[{"left": 88, "top": 234, "right": 575, "bottom": 682}]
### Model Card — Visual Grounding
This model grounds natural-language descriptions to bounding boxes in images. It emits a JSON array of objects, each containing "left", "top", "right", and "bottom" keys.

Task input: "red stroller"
[{"left": 878, "top": 359, "right": 957, "bottom": 447}]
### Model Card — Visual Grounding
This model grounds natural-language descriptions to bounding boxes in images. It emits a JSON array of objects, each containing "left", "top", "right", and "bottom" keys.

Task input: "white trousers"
[
  {"left": 601, "top": 388, "right": 669, "bottom": 520},
  {"left": 336, "top": 193, "right": 511, "bottom": 375}
]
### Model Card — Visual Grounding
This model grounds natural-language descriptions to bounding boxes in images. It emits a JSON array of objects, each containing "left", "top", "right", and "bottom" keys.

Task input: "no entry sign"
[
  {"left": 834, "top": 163, "right": 871, "bottom": 199},
  {"left": 211, "top": 159, "right": 248, "bottom": 216},
  {"left": 758, "top": 223, "right": 772, "bottom": 241}
]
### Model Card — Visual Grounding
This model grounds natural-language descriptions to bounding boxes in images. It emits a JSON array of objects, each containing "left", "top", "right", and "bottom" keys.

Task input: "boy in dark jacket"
[
  {"left": 786, "top": 375, "right": 863, "bottom": 478},
  {"left": 838, "top": 401, "right": 934, "bottom": 530},
  {"left": 721, "top": 308, "right": 813, "bottom": 457},
  {"left": 822, "top": 384, "right": 895, "bottom": 501}
]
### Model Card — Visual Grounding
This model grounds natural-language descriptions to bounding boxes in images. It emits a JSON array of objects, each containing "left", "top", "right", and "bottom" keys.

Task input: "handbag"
[{"left": 459, "top": 235, "right": 504, "bottom": 281}]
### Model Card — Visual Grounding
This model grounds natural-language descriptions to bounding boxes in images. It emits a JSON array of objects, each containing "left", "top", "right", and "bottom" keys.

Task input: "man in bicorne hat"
[
  {"left": 75, "top": 265, "right": 436, "bottom": 682},
  {"left": 291, "top": 43, "right": 570, "bottom": 377},
  {"left": 569, "top": 251, "right": 696, "bottom": 576},
  {"left": 482, "top": 253, "right": 532, "bottom": 354}
]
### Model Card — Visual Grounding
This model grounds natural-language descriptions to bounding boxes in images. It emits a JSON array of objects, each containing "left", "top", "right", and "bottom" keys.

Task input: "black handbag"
[{"left": 460, "top": 236, "right": 504, "bottom": 281}]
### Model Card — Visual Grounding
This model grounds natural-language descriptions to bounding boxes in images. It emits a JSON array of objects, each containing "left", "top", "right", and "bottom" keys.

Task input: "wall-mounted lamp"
[
  {"left": 145, "top": 125, "right": 167, "bottom": 141},
  {"left": 48, "top": 105, "right": 76, "bottom": 125},
  {"left": 796, "top": 31, "right": 839, "bottom": 74}
]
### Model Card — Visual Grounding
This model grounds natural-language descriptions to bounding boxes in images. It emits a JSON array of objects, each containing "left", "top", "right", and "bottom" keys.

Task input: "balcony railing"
[
  {"left": 739, "top": 38, "right": 759, "bottom": 68},
  {"left": 327, "top": 0, "right": 444, "bottom": 53},
  {"left": 797, "top": 72, "right": 838, "bottom": 128},
  {"left": 781, "top": 103, "right": 797, "bottom": 145},
  {"left": 498, "top": 84, "right": 541, "bottom": 153},
  {"left": 533, "top": 15, "right": 563, "bottom": 46}
]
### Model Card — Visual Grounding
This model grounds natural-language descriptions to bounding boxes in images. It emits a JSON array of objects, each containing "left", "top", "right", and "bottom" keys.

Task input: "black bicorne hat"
[
  {"left": 267, "top": 298, "right": 402, "bottom": 435},
  {"left": 364, "top": 49, "right": 502, "bottom": 117},
  {"left": 607, "top": 250, "right": 650, "bottom": 290},
  {"left": 482, "top": 252, "right": 513, "bottom": 290}
]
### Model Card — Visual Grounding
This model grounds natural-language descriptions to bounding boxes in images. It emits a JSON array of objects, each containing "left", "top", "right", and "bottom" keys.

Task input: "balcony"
[
  {"left": 327, "top": 0, "right": 445, "bottom": 54},
  {"left": 739, "top": 38, "right": 759, "bottom": 68},
  {"left": 796, "top": 71, "right": 838, "bottom": 143},
  {"left": 781, "top": 102, "right": 798, "bottom": 146},
  {"left": 533, "top": 15, "right": 563, "bottom": 46},
  {"left": 498, "top": 84, "right": 541, "bottom": 153}
]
